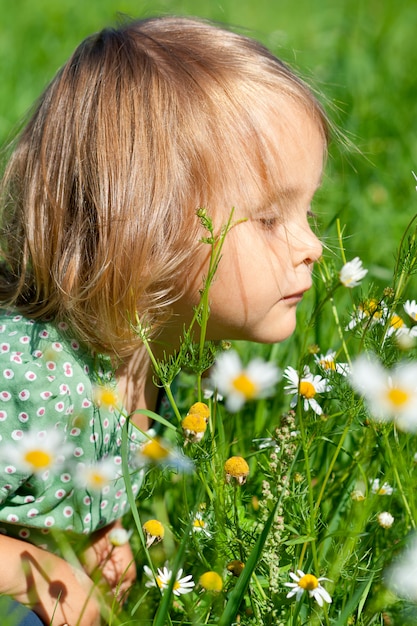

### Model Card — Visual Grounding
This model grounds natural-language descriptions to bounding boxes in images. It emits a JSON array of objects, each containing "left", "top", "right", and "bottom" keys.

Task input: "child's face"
[{"left": 175, "top": 105, "right": 325, "bottom": 345}]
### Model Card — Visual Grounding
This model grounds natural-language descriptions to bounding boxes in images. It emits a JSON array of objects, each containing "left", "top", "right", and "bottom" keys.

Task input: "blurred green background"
[{"left": 1, "top": 0, "right": 417, "bottom": 284}]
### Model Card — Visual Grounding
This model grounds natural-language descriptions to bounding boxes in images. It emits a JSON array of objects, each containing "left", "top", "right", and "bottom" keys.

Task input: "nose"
[
  {"left": 303, "top": 228, "right": 322, "bottom": 267},
  {"left": 290, "top": 223, "right": 323, "bottom": 268}
]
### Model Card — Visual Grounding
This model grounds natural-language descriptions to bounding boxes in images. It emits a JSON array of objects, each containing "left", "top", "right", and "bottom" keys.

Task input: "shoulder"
[
  {"left": 0, "top": 308, "right": 109, "bottom": 379},
  {"left": 0, "top": 309, "right": 117, "bottom": 417}
]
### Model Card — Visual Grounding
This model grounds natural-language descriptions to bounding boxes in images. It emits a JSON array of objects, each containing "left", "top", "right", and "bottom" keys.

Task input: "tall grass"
[{"left": 1, "top": 1, "right": 417, "bottom": 624}]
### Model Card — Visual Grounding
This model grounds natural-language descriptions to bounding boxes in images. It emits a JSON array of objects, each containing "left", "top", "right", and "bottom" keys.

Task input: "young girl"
[{"left": 0, "top": 15, "right": 327, "bottom": 625}]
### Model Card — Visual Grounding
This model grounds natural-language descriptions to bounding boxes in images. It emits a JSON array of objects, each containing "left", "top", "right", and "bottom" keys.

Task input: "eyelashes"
[
  {"left": 258, "top": 217, "right": 278, "bottom": 231},
  {"left": 258, "top": 210, "right": 317, "bottom": 232}
]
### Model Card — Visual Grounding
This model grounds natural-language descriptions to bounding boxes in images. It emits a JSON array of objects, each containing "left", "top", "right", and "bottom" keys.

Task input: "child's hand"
[
  {"left": 0, "top": 534, "right": 101, "bottom": 626},
  {"left": 81, "top": 520, "right": 137, "bottom": 602}
]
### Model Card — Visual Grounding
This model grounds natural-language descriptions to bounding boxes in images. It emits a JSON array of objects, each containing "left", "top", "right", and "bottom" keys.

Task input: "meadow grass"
[{"left": 1, "top": 1, "right": 417, "bottom": 624}]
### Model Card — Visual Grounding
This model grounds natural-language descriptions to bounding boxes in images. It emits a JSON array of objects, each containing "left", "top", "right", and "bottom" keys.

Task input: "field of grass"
[{"left": 2, "top": 1, "right": 417, "bottom": 625}]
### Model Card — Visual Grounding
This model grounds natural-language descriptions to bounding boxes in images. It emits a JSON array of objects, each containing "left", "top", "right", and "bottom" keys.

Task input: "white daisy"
[
  {"left": 371, "top": 478, "right": 394, "bottom": 496},
  {"left": 201, "top": 378, "right": 223, "bottom": 402},
  {"left": 0, "top": 429, "right": 73, "bottom": 475},
  {"left": 143, "top": 564, "right": 195, "bottom": 596},
  {"left": 285, "top": 570, "right": 332, "bottom": 607},
  {"left": 314, "top": 349, "right": 350, "bottom": 376},
  {"left": 210, "top": 350, "right": 280, "bottom": 412},
  {"left": 134, "top": 436, "right": 194, "bottom": 473},
  {"left": 349, "top": 354, "right": 417, "bottom": 431},
  {"left": 346, "top": 298, "right": 387, "bottom": 331},
  {"left": 109, "top": 526, "right": 132, "bottom": 546},
  {"left": 283, "top": 366, "right": 330, "bottom": 415},
  {"left": 192, "top": 512, "right": 212, "bottom": 538},
  {"left": 386, "top": 534, "right": 417, "bottom": 601},
  {"left": 384, "top": 312, "right": 408, "bottom": 337},
  {"left": 74, "top": 458, "right": 119, "bottom": 491},
  {"left": 339, "top": 257, "right": 368, "bottom": 288},
  {"left": 395, "top": 328, "right": 417, "bottom": 350},
  {"left": 404, "top": 299, "right": 417, "bottom": 323},
  {"left": 253, "top": 437, "right": 281, "bottom": 453},
  {"left": 377, "top": 511, "right": 394, "bottom": 528}
]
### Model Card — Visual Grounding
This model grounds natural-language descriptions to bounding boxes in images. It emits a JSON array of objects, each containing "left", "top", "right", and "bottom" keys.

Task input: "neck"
[{"left": 115, "top": 317, "right": 189, "bottom": 429}]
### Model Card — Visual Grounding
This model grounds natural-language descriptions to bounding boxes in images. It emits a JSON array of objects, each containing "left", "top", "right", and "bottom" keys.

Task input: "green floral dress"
[{"left": 0, "top": 309, "right": 144, "bottom": 554}]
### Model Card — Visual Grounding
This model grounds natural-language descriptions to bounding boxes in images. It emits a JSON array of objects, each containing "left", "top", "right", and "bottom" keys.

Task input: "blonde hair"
[{"left": 0, "top": 16, "right": 328, "bottom": 358}]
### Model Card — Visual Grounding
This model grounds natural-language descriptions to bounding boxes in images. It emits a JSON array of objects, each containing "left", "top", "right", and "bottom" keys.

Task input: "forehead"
[{"left": 210, "top": 101, "right": 326, "bottom": 220}]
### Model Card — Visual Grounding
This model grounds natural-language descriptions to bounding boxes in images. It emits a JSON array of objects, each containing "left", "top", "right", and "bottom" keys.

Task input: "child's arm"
[
  {"left": 0, "top": 534, "right": 101, "bottom": 626},
  {"left": 80, "top": 520, "right": 137, "bottom": 602}
]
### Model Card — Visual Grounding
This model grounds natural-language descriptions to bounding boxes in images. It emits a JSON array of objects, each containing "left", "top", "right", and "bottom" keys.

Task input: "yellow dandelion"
[
  {"left": 181, "top": 413, "right": 208, "bottom": 444},
  {"left": 187, "top": 402, "right": 210, "bottom": 421},
  {"left": 199, "top": 571, "right": 223, "bottom": 592},
  {"left": 141, "top": 437, "right": 170, "bottom": 462},
  {"left": 224, "top": 456, "right": 250, "bottom": 485},
  {"left": 226, "top": 560, "right": 245, "bottom": 577},
  {"left": 143, "top": 519, "right": 165, "bottom": 548}
]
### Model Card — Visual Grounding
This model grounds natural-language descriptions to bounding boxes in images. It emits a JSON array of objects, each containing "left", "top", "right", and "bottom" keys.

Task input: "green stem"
[
  {"left": 383, "top": 430, "right": 416, "bottom": 528},
  {"left": 296, "top": 404, "right": 319, "bottom": 573},
  {"left": 314, "top": 419, "right": 352, "bottom": 515}
]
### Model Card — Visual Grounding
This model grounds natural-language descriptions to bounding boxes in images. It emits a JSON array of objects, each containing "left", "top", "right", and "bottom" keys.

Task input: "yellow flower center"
[
  {"left": 386, "top": 387, "right": 409, "bottom": 407},
  {"left": 390, "top": 314, "right": 404, "bottom": 329},
  {"left": 361, "top": 299, "right": 382, "bottom": 318},
  {"left": 320, "top": 359, "right": 336, "bottom": 371},
  {"left": 298, "top": 574, "right": 319, "bottom": 591},
  {"left": 88, "top": 471, "right": 108, "bottom": 489},
  {"left": 226, "top": 560, "right": 245, "bottom": 576},
  {"left": 193, "top": 518, "right": 206, "bottom": 529},
  {"left": 299, "top": 381, "right": 316, "bottom": 399},
  {"left": 199, "top": 571, "right": 223, "bottom": 592},
  {"left": 24, "top": 449, "right": 53, "bottom": 470},
  {"left": 224, "top": 456, "right": 250, "bottom": 478},
  {"left": 141, "top": 438, "right": 170, "bottom": 461},
  {"left": 173, "top": 580, "right": 180, "bottom": 591},
  {"left": 232, "top": 373, "right": 258, "bottom": 399},
  {"left": 182, "top": 414, "right": 207, "bottom": 433},
  {"left": 93, "top": 386, "right": 119, "bottom": 408},
  {"left": 187, "top": 402, "right": 210, "bottom": 420},
  {"left": 143, "top": 519, "right": 164, "bottom": 538},
  {"left": 156, "top": 576, "right": 164, "bottom": 589}
]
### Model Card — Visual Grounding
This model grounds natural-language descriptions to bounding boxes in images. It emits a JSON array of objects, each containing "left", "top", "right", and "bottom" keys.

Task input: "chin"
[
  {"left": 239, "top": 326, "right": 296, "bottom": 345},
  {"left": 208, "top": 315, "right": 297, "bottom": 344}
]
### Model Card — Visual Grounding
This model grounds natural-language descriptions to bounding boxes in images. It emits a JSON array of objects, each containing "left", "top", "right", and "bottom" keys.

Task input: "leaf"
[{"left": 217, "top": 499, "right": 281, "bottom": 626}]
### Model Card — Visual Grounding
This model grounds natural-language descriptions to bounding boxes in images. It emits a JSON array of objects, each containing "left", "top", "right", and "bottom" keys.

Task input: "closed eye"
[{"left": 258, "top": 217, "right": 279, "bottom": 230}]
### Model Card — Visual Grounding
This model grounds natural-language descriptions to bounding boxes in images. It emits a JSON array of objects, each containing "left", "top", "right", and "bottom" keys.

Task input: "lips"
[
  {"left": 282, "top": 292, "right": 304, "bottom": 302},
  {"left": 282, "top": 284, "right": 312, "bottom": 301}
]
